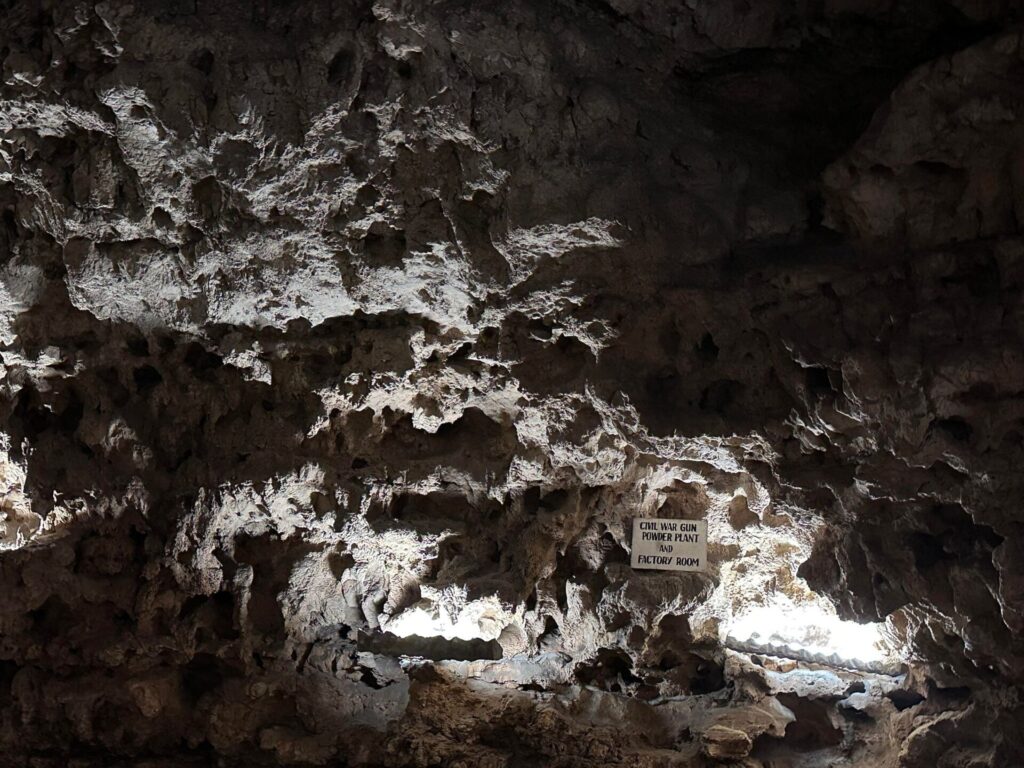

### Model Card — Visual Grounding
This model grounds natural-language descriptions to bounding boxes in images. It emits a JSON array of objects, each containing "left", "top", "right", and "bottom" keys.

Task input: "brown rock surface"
[{"left": 1, "top": 1, "right": 1023, "bottom": 766}]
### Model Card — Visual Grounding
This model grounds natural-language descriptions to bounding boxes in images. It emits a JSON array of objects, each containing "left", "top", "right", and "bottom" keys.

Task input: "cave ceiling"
[{"left": 1, "top": 1, "right": 1024, "bottom": 766}]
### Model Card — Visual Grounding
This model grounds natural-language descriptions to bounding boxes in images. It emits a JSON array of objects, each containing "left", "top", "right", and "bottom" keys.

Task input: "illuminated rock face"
[{"left": 1, "top": 1, "right": 1023, "bottom": 765}]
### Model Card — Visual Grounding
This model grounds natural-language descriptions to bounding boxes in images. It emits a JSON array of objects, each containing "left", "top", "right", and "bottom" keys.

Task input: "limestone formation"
[{"left": 1, "top": 1, "right": 1023, "bottom": 766}]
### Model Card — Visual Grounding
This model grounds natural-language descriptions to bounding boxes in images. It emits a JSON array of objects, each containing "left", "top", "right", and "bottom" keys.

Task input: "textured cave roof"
[{"left": 1, "top": 0, "right": 1024, "bottom": 766}]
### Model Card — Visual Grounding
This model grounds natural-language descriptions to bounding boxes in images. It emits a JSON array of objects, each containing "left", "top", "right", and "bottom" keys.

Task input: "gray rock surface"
[{"left": 1, "top": 1, "right": 1024, "bottom": 765}]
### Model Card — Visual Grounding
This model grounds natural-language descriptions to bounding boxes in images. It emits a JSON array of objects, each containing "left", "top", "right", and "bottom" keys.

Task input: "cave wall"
[{"left": 1, "top": 1, "right": 1024, "bottom": 766}]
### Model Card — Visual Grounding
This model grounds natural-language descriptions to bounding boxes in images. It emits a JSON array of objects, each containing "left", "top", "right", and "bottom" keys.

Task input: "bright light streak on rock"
[
  {"left": 725, "top": 596, "right": 893, "bottom": 668},
  {"left": 383, "top": 590, "right": 509, "bottom": 642}
]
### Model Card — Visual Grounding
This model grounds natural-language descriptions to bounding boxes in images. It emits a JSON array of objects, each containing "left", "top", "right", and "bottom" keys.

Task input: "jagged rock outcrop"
[{"left": 1, "top": 1, "right": 1024, "bottom": 766}]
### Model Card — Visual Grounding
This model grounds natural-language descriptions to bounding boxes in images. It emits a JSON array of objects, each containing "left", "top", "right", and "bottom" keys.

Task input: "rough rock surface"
[{"left": 1, "top": 1, "right": 1024, "bottom": 766}]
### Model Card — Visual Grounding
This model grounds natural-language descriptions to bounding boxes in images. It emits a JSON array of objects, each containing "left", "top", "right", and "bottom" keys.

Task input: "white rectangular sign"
[{"left": 630, "top": 518, "right": 707, "bottom": 572}]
